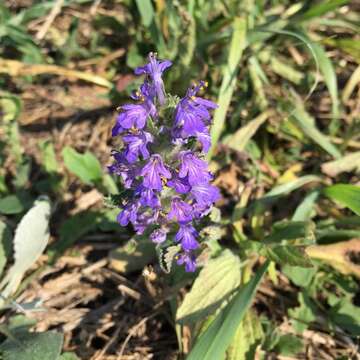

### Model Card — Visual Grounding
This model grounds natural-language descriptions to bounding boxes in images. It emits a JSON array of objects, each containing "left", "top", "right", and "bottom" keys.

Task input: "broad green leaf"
[
  {"left": 288, "top": 292, "right": 316, "bottom": 333},
  {"left": 263, "top": 221, "right": 315, "bottom": 245},
  {"left": 209, "top": 17, "right": 247, "bottom": 158},
  {"left": 187, "top": 261, "right": 269, "bottom": 360},
  {"left": 176, "top": 250, "right": 241, "bottom": 324},
  {"left": 323, "top": 184, "right": 360, "bottom": 215},
  {"left": 274, "top": 334, "right": 303, "bottom": 356},
  {"left": 0, "top": 221, "right": 12, "bottom": 278},
  {"left": 297, "top": 0, "right": 349, "bottom": 21},
  {"left": 290, "top": 102, "right": 341, "bottom": 158},
  {"left": 0, "top": 195, "right": 24, "bottom": 214},
  {"left": 329, "top": 298, "right": 360, "bottom": 335},
  {"left": 62, "top": 147, "right": 102, "bottom": 185},
  {"left": 266, "top": 245, "right": 313, "bottom": 267},
  {"left": 282, "top": 265, "right": 317, "bottom": 288},
  {"left": 59, "top": 353, "right": 79, "bottom": 360},
  {"left": 224, "top": 111, "right": 270, "bottom": 152},
  {"left": 0, "top": 331, "right": 63, "bottom": 360},
  {"left": 226, "top": 310, "right": 263, "bottom": 360},
  {"left": 0, "top": 197, "right": 51, "bottom": 301},
  {"left": 109, "top": 238, "right": 156, "bottom": 274}
]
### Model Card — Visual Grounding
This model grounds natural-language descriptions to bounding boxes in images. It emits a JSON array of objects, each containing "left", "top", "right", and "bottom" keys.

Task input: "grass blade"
[
  {"left": 209, "top": 17, "right": 247, "bottom": 158},
  {"left": 323, "top": 184, "right": 360, "bottom": 215},
  {"left": 297, "top": 0, "right": 349, "bottom": 21},
  {"left": 186, "top": 261, "right": 269, "bottom": 360}
]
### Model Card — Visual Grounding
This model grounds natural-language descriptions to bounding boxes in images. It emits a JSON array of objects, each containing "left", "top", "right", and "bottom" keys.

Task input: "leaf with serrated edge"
[{"left": 176, "top": 250, "right": 241, "bottom": 324}]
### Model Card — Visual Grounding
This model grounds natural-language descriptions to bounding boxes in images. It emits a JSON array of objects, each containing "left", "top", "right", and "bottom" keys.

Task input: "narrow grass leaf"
[
  {"left": 224, "top": 111, "right": 271, "bottom": 152},
  {"left": 311, "top": 42, "right": 340, "bottom": 134},
  {"left": 322, "top": 152, "right": 360, "bottom": 177},
  {"left": 290, "top": 103, "right": 341, "bottom": 159},
  {"left": 297, "top": 0, "right": 349, "bottom": 21},
  {"left": 209, "top": 17, "right": 247, "bottom": 158},
  {"left": 187, "top": 261, "right": 269, "bottom": 360},
  {"left": 323, "top": 184, "right": 360, "bottom": 215},
  {"left": 135, "top": 0, "right": 154, "bottom": 27}
]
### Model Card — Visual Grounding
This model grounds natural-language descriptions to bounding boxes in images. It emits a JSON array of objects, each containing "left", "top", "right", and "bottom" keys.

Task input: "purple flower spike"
[
  {"left": 141, "top": 154, "right": 171, "bottom": 190},
  {"left": 112, "top": 104, "right": 148, "bottom": 135},
  {"left": 178, "top": 151, "right": 212, "bottom": 186},
  {"left": 117, "top": 202, "right": 140, "bottom": 226},
  {"left": 167, "top": 197, "right": 193, "bottom": 223},
  {"left": 135, "top": 52, "right": 172, "bottom": 105},
  {"left": 177, "top": 252, "right": 197, "bottom": 272},
  {"left": 176, "top": 224, "right": 199, "bottom": 250},
  {"left": 150, "top": 228, "right": 168, "bottom": 244},
  {"left": 109, "top": 53, "right": 219, "bottom": 272},
  {"left": 122, "top": 131, "right": 153, "bottom": 164}
]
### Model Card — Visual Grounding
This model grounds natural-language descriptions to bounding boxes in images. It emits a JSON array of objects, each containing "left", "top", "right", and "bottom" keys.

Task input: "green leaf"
[
  {"left": 0, "top": 195, "right": 24, "bottom": 215},
  {"left": 262, "top": 175, "right": 321, "bottom": 200},
  {"left": 298, "top": 0, "right": 349, "bottom": 21},
  {"left": 266, "top": 245, "right": 313, "bottom": 267},
  {"left": 224, "top": 111, "right": 270, "bottom": 152},
  {"left": 62, "top": 147, "right": 102, "bottom": 185},
  {"left": 329, "top": 298, "right": 360, "bottom": 335},
  {"left": 135, "top": 0, "right": 154, "bottom": 27},
  {"left": 226, "top": 310, "right": 263, "bottom": 360},
  {"left": 39, "top": 141, "right": 59, "bottom": 174},
  {"left": 288, "top": 292, "right": 316, "bottom": 333},
  {"left": 282, "top": 265, "right": 317, "bottom": 288},
  {"left": 0, "top": 331, "right": 63, "bottom": 360},
  {"left": 187, "top": 261, "right": 269, "bottom": 360},
  {"left": 176, "top": 250, "right": 241, "bottom": 324},
  {"left": 323, "top": 184, "right": 360, "bottom": 215},
  {"left": 50, "top": 211, "right": 99, "bottom": 259},
  {"left": 263, "top": 221, "right": 315, "bottom": 245},
  {"left": 289, "top": 102, "right": 341, "bottom": 158},
  {"left": 208, "top": 17, "right": 247, "bottom": 158},
  {"left": 311, "top": 42, "right": 340, "bottom": 134},
  {"left": 292, "top": 191, "right": 320, "bottom": 221},
  {"left": 0, "top": 221, "right": 12, "bottom": 278},
  {"left": 109, "top": 238, "right": 156, "bottom": 274},
  {"left": 274, "top": 334, "right": 303, "bottom": 356},
  {"left": 59, "top": 353, "right": 79, "bottom": 360},
  {"left": 0, "top": 197, "right": 51, "bottom": 301}
]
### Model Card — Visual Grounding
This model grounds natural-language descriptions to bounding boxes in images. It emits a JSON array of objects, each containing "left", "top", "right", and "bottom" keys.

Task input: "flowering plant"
[{"left": 109, "top": 53, "right": 220, "bottom": 272}]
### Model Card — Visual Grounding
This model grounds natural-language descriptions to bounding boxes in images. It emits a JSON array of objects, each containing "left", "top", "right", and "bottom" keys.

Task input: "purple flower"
[
  {"left": 167, "top": 172, "right": 191, "bottom": 194},
  {"left": 112, "top": 104, "right": 148, "bottom": 136},
  {"left": 135, "top": 185, "right": 160, "bottom": 208},
  {"left": 141, "top": 154, "right": 171, "bottom": 190},
  {"left": 177, "top": 252, "right": 197, "bottom": 272},
  {"left": 117, "top": 201, "right": 140, "bottom": 226},
  {"left": 172, "top": 82, "right": 217, "bottom": 153},
  {"left": 135, "top": 52, "right": 172, "bottom": 105},
  {"left": 176, "top": 224, "right": 199, "bottom": 250},
  {"left": 150, "top": 228, "right": 168, "bottom": 244},
  {"left": 167, "top": 197, "right": 193, "bottom": 223},
  {"left": 178, "top": 151, "right": 212, "bottom": 186},
  {"left": 108, "top": 152, "right": 140, "bottom": 188},
  {"left": 122, "top": 131, "right": 153, "bottom": 163},
  {"left": 190, "top": 182, "right": 220, "bottom": 207}
]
